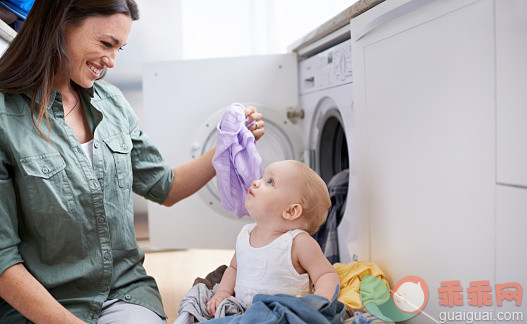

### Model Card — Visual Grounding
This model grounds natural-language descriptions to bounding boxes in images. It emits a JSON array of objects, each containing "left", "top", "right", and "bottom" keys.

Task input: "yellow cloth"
[{"left": 333, "top": 261, "right": 390, "bottom": 309}]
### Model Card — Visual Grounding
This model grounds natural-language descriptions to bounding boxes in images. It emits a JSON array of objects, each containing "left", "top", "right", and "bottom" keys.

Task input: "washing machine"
[
  {"left": 143, "top": 27, "right": 356, "bottom": 262},
  {"left": 296, "top": 26, "right": 357, "bottom": 263}
]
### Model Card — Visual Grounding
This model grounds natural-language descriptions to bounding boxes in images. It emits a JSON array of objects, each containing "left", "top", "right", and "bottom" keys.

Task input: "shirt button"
[
  {"left": 94, "top": 142, "right": 99, "bottom": 149},
  {"left": 125, "top": 294, "right": 131, "bottom": 300},
  {"left": 100, "top": 285, "right": 109, "bottom": 292},
  {"left": 121, "top": 143, "right": 127, "bottom": 150},
  {"left": 104, "top": 252, "right": 111, "bottom": 260},
  {"left": 41, "top": 167, "right": 49, "bottom": 174},
  {"left": 97, "top": 216, "right": 106, "bottom": 223}
]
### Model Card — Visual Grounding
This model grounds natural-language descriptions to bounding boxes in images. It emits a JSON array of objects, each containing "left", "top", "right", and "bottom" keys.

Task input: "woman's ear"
[{"left": 282, "top": 204, "right": 303, "bottom": 221}]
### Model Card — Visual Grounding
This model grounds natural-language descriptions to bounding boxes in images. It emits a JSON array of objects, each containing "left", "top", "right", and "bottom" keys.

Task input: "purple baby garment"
[{"left": 212, "top": 103, "right": 263, "bottom": 218}]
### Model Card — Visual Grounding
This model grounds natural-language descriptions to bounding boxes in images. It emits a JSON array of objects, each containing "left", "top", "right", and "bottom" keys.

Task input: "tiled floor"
[{"left": 142, "top": 248, "right": 234, "bottom": 323}]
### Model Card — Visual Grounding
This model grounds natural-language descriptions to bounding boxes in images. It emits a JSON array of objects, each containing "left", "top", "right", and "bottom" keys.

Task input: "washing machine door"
[{"left": 143, "top": 54, "right": 302, "bottom": 250}]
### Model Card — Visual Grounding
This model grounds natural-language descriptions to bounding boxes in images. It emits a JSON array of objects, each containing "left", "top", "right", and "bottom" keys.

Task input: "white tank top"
[
  {"left": 234, "top": 223, "right": 312, "bottom": 305},
  {"left": 80, "top": 139, "right": 94, "bottom": 168}
]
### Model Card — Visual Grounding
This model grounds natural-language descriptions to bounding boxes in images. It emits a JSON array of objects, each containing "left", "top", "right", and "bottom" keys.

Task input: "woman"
[{"left": 0, "top": 1, "right": 265, "bottom": 323}]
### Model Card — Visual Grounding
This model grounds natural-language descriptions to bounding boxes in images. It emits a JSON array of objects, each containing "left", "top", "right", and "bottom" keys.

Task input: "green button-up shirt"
[{"left": 0, "top": 81, "right": 174, "bottom": 323}]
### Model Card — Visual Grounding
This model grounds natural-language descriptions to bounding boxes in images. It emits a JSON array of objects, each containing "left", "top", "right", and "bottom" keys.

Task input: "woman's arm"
[
  {"left": 162, "top": 147, "right": 216, "bottom": 206},
  {"left": 162, "top": 106, "right": 264, "bottom": 207},
  {"left": 0, "top": 263, "right": 85, "bottom": 323}
]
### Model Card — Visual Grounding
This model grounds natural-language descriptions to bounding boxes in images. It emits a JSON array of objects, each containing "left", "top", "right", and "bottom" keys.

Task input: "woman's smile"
[{"left": 87, "top": 62, "right": 102, "bottom": 78}]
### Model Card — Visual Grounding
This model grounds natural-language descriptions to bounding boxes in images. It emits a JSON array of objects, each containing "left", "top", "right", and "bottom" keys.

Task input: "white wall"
[
  {"left": 108, "top": 0, "right": 355, "bottom": 83},
  {"left": 179, "top": 0, "right": 355, "bottom": 59},
  {"left": 351, "top": 0, "right": 526, "bottom": 321}
]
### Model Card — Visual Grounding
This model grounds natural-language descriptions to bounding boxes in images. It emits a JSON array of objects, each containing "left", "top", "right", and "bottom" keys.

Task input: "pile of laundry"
[
  {"left": 175, "top": 261, "right": 394, "bottom": 324},
  {"left": 333, "top": 261, "right": 395, "bottom": 324}
]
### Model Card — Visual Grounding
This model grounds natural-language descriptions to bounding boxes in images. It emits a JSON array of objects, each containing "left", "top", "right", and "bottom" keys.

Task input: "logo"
[
  {"left": 360, "top": 275, "right": 430, "bottom": 322},
  {"left": 392, "top": 276, "right": 429, "bottom": 314},
  {"left": 359, "top": 276, "right": 523, "bottom": 323}
]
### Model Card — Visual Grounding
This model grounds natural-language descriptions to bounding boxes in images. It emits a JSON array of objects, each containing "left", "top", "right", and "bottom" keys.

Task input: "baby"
[{"left": 206, "top": 160, "right": 340, "bottom": 316}]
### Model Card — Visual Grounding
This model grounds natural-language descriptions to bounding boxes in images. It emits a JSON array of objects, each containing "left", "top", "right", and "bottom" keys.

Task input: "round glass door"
[{"left": 191, "top": 103, "right": 303, "bottom": 219}]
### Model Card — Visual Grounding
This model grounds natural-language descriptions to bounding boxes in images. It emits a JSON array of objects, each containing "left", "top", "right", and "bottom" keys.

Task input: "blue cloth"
[
  {"left": 0, "top": 0, "right": 35, "bottom": 19},
  {"left": 206, "top": 287, "right": 345, "bottom": 324},
  {"left": 8, "top": 18, "right": 23, "bottom": 31},
  {"left": 351, "top": 311, "right": 379, "bottom": 324}
]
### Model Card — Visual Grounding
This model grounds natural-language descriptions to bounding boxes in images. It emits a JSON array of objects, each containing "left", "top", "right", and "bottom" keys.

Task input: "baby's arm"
[
  {"left": 294, "top": 233, "right": 340, "bottom": 301},
  {"left": 206, "top": 253, "right": 237, "bottom": 316}
]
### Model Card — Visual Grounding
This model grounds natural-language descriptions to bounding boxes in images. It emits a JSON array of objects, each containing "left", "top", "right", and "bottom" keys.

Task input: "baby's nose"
[{"left": 252, "top": 180, "right": 260, "bottom": 188}]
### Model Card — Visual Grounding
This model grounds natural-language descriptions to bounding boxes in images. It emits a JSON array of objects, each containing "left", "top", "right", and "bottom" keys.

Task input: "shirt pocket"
[
  {"left": 20, "top": 152, "right": 66, "bottom": 179},
  {"left": 104, "top": 133, "right": 133, "bottom": 189},
  {"left": 19, "top": 153, "right": 70, "bottom": 208},
  {"left": 19, "top": 152, "right": 84, "bottom": 264}
]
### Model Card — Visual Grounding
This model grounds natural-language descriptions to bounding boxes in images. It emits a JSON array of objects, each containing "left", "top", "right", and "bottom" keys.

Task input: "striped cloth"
[{"left": 313, "top": 169, "right": 349, "bottom": 264}]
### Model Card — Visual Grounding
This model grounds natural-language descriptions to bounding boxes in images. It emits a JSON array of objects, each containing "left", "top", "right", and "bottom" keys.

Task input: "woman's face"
[{"left": 63, "top": 13, "right": 132, "bottom": 88}]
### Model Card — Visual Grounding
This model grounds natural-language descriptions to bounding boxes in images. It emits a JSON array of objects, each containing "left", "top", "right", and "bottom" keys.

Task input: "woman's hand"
[{"left": 244, "top": 106, "right": 265, "bottom": 141}]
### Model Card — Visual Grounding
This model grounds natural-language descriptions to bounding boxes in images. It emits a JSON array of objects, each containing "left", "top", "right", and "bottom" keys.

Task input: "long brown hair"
[{"left": 0, "top": 0, "right": 139, "bottom": 142}]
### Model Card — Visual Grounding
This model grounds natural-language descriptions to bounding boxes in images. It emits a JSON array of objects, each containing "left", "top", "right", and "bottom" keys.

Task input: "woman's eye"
[{"left": 101, "top": 41, "right": 112, "bottom": 48}]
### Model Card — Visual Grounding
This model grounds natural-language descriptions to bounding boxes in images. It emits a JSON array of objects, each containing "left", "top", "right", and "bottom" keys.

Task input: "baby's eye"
[{"left": 266, "top": 179, "right": 274, "bottom": 185}]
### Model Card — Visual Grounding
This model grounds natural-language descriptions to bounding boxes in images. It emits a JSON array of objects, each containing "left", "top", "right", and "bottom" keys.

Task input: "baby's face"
[{"left": 245, "top": 161, "right": 302, "bottom": 220}]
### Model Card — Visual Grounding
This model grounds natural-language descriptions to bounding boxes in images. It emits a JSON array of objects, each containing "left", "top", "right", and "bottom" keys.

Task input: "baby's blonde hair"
[{"left": 289, "top": 160, "right": 331, "bottom": 235}]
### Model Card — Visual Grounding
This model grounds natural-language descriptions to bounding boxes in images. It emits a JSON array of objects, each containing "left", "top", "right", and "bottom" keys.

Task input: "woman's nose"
[{"left": 102, "top": 53, "right": 117, "bottom": 69}]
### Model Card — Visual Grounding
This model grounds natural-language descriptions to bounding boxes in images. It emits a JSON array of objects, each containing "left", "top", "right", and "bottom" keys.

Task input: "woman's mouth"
[{"left": 87, "top": 63, "right": 102, "bottom": 77}]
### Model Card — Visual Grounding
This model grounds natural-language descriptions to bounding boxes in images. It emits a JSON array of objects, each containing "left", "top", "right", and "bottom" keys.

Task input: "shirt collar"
[{"left": 22, "top": 84, "right": 95, "bottom": 109}]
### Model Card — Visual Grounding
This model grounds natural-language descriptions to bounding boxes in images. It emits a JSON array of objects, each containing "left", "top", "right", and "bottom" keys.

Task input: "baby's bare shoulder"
[
  {"left": 291, "top": 233, "right": 321, "bottom": 274},
  {"left": 292, "top": 232, "right": 322, "bottom": 255}
]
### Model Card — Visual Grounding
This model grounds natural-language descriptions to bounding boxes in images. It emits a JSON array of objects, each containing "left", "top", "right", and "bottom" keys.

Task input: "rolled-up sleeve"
[
  {"left": 123, "top": 100, "right": 174, "bottom": 204},
  {"left": 0, "top": 132, "right": 23, "bottom": 276}
]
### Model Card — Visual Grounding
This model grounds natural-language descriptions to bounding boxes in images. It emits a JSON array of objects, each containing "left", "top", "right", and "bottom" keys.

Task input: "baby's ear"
[{"left": 282, "top": 204, "right": 303, "bottom": 221}]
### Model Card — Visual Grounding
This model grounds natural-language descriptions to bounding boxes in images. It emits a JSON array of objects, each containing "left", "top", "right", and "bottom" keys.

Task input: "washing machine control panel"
[{"left": 299, "top": 39, "right": 352, "bottom": 95}]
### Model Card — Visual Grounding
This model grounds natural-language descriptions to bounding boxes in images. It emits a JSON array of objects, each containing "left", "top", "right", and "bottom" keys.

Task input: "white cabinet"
[
  {"left": 351, "top": 0, "right": 498, "bottom": 320},
  {"left": 496, "top": 185, "right": 527, "bottom": 318},
  {"left": 496, "top": 0, "right": 527, "bottom": 188}
]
